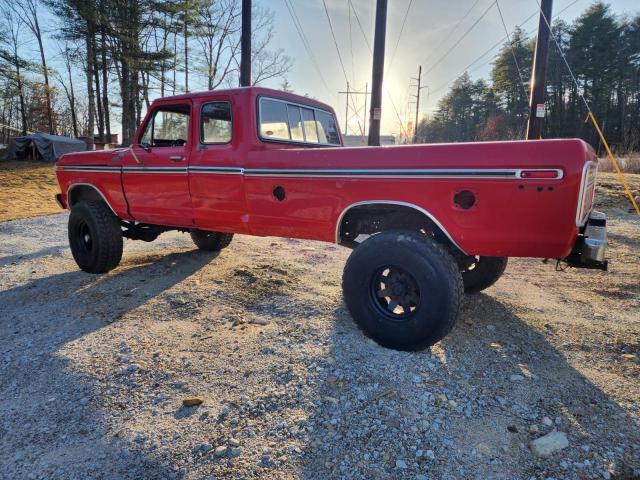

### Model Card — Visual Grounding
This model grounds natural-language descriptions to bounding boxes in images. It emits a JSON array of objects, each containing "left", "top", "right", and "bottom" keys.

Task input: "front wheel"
[
  {"left": 68, "top": 200, "right": 123, "bottom": 273},
  {"left": 190, "top": 230, "right": 233, "bottom": 251},
  {"left": 460, "top": 256, "right": 508, "bottom": 293},
  {"left": 342, "top": 231, "right": 463, "bottom": 351}
]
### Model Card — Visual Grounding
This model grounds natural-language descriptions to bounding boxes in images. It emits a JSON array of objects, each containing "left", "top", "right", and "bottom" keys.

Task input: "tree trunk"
[
  {"left": 101, "top": 29, "right": 111, "bottom": 143},
  {"left": 33, "top": 13, "right": 54, "bottom": 134},
  {"left": 184, "top": 19, "right": 189, "bottom": 93},
  {"left": 85, "top": 24, "right": 95, "bottom": 149},
  {"left": 120, "top": 61, "right": 132, "bottom": 145},
  {"left": 172, "top": 30, "right": 177, "bottom": 95},
  {"left": 93, "top": 35, "right": 105, "bottom": 143},
  {"left": 66, "top": 54, "right": 79, "bottom": 138},
  {"left": 208, "top": 39, "right": 214, "bottom": 90},
  {"left": 16, "top": 62, "right": 27, "bottom": 135}
]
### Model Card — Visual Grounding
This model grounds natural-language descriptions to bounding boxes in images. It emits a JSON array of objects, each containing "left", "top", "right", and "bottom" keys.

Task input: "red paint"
[{"left": 56, "top": 87, "right": 598, "bottom": 259}]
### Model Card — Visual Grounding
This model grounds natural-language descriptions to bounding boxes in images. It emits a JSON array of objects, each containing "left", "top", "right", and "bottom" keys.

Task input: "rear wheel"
[
  {"left": 342, "top": 230, "right": 463, "bottom": 351},
  {"left": 68, "top": 200, "right": 123, "bottom": 273},
  {"left": 460, "top": 256, "right": 508, "bottom": 293},
  {"left": 190, "top": 230, "right": 233, "bottom": 251}
]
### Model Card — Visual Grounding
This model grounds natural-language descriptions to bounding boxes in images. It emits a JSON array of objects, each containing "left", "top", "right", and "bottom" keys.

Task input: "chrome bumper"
[{"left": 564, "top": 211, "right": 608, "bottom": 270}]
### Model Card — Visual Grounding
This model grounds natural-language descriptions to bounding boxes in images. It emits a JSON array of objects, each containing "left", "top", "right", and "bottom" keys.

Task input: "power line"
[
  {"left": 495, "top": 0, "right": 528, "bottom": 97},
  {"left": 346, "top": 0, "right": 410, "bottom": 139},
  {"left": 348, "top": 0, "right": 356, "bottom": 82},
  {"left": 321, "top": 0, "right": 350, "bottom": 86},
  {"left": 320, "top": 0, "right": 366, "bottom": 133},
  {"left": 388, "top": 0, "right": 414, "bottom": 68},
  {"left": 282, "top": 0, "right": 331, "bottom": 93},
  {"left": 349, "top": 0, "right": 372, "bottom": 51},
  {"left": 530, "top": 0, "right": 638, "bottom": 215},
  {"left": 423, "top": 0, "right": 498, "bottom": 77},
  {"left": 422, "top": 0, "right": 483, "bottom": 67},
  {"left": 428, "top": 0, "right": 583, "bottom": 96},
  {"left": 495, "top": 0, "right": 530, "bottom": 139},
  {"left": 531, "top": 0, "right": 589, "bottom": 112}
]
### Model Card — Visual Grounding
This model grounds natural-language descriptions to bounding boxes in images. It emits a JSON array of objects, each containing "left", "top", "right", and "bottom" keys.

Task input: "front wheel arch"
[{"left": 67, "top": 184, "right": 118, "bottom": 216}]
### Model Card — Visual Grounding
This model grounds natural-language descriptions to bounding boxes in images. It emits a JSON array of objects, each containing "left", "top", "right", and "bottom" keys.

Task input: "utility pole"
[
  {"left": 368, "top": 0, "right": 388, "bottom": 146},
  {"left": 345, "top": 82, "right": 350, "bottom": 135},
  {"left": 410, "top": 66, "right": 428, "bottom": 144},
  {"left": 526, "top": 0, "right": 553, "bottom": 140},
  {"left": 363, "top": 83, "right": 368, "bottom": 137},
  {"left": 240, "top": 0, "right": 252, "bottom": 87},
  {"left": 338, "top": 84, "right": 370, "bottom": 137}
]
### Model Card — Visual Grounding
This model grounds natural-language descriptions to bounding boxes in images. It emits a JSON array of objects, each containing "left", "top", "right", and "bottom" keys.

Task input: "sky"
[
  {"left": 267, "top": 0, "right": 639, "bottom": 137},
  {"left": 31, "top": 0, "right": 640, "bottom": 139}
]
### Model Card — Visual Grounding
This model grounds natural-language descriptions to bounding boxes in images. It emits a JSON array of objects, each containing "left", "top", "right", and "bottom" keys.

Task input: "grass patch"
[
  {"left": 598, "top": 155, "right": 640, "bottom": 174},
  {"left": 0, "top": 161, "right": 61, "bottom": 222}
]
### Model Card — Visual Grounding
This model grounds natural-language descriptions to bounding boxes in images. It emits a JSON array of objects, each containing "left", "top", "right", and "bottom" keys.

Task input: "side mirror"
[{"left": 139, "top": 141, "right": 152, "bottom": 152}]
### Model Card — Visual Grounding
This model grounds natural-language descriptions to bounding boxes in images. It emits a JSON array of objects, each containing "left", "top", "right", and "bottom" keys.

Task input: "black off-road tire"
[
  {"left": 342, "top": 230, "right": 463, "bottom": 351},
  {"left": 68, "top": 200, "right": 123, "bottom": 273},
  {"left": 461, "top": 256, "right": 508, "bottom": 293},
  {"left": 190, "top": 230, "right": 234, "bottom": 251}
]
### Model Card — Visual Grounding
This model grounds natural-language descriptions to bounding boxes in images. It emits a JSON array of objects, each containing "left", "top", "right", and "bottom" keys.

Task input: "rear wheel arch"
[{"left": 335, "top": 201, "right": 465, "bottom": 255}]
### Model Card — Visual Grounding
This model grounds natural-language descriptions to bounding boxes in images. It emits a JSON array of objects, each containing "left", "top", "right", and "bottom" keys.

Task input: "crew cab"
[{"left": 55, "top": 87, "right": 607, "bottom": 350}]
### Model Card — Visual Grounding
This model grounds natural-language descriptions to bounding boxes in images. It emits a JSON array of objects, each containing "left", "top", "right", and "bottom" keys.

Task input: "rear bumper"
[{"left": 564, "top": 211, "right": 608, "bottom": 270}]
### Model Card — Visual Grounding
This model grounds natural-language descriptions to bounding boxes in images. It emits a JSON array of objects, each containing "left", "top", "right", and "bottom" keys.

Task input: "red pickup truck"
[{"left": 55, "top": 86, "right": 606, "bottom": 350}]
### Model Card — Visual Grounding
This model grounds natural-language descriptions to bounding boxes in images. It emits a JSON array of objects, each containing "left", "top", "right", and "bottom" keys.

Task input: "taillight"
[
  {"left": 576, "top": 162, "right": 597, "bottom": 226},
  {"left": 519, "top": 169, "right": 563, "bottom": 179}
]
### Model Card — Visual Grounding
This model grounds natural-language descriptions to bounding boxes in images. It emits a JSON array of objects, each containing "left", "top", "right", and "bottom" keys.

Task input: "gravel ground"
[{"left": 0, "top": 203, "right": 638, "bottom": 479}]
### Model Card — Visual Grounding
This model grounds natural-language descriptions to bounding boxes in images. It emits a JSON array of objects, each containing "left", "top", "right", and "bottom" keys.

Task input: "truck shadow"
[
  {"left": 0, "top": 248, "right": 216, "bottom": 479},
  {"left": 297, "top": 294, "right": 639, "bottom": 479}
]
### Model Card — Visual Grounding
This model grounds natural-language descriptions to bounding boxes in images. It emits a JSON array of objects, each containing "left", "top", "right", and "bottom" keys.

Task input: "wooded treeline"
[
  {"left": 0, "top": 0, "right": 292, "bottom": 146},
  {"left": 417, "top": 3, "right": 640, "bottom": 154}
]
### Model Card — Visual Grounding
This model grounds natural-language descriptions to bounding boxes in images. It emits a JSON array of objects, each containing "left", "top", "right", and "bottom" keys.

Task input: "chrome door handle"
[{"left": 169, "top": 156, "right": 184, "bottom": 162}]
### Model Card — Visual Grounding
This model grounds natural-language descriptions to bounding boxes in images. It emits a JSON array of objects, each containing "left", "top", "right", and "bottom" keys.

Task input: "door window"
[
  {"left": 140, "top": 105, "right": 190, "bottom": 147},
  {"left": 201, "top": 102, "right": 232, "bottom": 144}
]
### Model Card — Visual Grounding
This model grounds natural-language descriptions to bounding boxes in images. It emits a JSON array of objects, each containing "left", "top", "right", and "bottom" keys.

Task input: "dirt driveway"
[{"left": 0, "top": 197, "right": 638, "bottom": 479}]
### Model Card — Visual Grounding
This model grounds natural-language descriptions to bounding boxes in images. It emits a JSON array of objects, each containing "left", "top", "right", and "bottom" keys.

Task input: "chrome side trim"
[
  {"left": 62, "top": 166, "right": 120, "bottom": 173},
  {"left": 334, "top": 200, "right": 466, "bottom": 254},
  {"left": 189, "top": 166, "right": 244, "bottom": 175},
  {"left": 244, "top": 168, "right": 520, "bottom": 179},
  {"left": 66, "top": 183, "right": 118, "bottom": 216},
  {"left": 59, "top": 165, "right": 565, "bottom": 180},
  {"left": 123, "top": 166, "right": 188, "bottom": 174}
]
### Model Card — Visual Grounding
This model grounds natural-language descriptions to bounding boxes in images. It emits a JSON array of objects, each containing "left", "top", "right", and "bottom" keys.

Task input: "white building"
[{"left": 342, "top": 135, "right": 396, "bottom": 147}]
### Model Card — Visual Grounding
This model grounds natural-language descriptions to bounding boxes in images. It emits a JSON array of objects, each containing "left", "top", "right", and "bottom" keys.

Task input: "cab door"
[
  {"left": 189, "top": 96, "right": 249, "bottom": 233},
  {"left": 123, "top": 102, "right": 193, "bottom": 227}
]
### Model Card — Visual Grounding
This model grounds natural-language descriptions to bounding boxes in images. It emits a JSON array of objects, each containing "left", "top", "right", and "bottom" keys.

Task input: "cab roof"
[{"left": 151, "top": 86, "right": 335, "bottom": 113}]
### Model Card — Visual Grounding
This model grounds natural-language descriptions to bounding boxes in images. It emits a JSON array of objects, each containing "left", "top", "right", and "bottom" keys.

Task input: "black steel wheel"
[
  {"left": 342, "top": 230, "right": 463, "bottom": 351},
  {"left": 460, "top": 256, "right": 508, "bottom": 293},
  {"left": 68, "top": 200, "right": 123, "bottom": 273},
  {"left": 370, "top": 266, "right": 421, "bottom": 321}
]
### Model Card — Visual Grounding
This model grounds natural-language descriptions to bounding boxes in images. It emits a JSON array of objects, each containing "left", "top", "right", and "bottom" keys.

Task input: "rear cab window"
[{"left": 258, "top": 97, "right": 341, "bottom": 146}]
